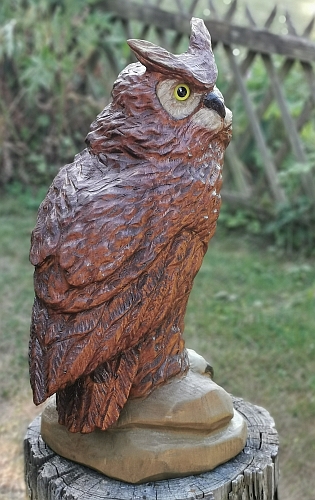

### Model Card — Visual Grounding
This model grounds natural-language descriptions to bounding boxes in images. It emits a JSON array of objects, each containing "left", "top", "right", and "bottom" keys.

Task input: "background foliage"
[
  {"left": 0, "top": 0, "right": 315, "bottom": 253},
  {"left": 0, "top": 0, "right": 125, "bottom": 187},
  {"left": 215, "top": 51, "right": 315, "bottom": 254},
  {"left": 0, "top": 2, "right": 314, "bottom": 499}
]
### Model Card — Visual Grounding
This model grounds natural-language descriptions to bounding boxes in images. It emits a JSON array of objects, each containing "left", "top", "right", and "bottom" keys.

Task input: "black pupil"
[{"left": 177, "top": 86, "right": 187, "bottom": 98}]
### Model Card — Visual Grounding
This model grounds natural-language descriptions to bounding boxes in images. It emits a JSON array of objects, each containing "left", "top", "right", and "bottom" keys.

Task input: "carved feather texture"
[
  {"left": 56, "top": 348, "right": 140, "bottom": 433},
  {"left": 29, "top": 19, "right": 232, "bottom": 432}
]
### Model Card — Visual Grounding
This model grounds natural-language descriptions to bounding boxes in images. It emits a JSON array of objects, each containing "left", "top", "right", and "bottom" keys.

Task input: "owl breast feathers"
[{"left": 29, "top": 18, "right": 232, "bottom": 433}]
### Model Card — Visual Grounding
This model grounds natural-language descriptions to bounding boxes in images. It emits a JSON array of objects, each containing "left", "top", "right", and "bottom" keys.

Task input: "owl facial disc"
[{"left": 156, "top": 79, "right": 203, "bottom": 119}]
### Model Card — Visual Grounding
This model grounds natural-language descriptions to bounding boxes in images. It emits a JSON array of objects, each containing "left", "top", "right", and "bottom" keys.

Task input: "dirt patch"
[{"left": 0, "top": 392, "right": 42, "bottom": 500}]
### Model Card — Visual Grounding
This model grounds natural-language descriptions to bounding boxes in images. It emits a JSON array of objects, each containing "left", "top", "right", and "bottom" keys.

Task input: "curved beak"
[{"left": 204, "top": 92, "right": 226, "bottom": 119}]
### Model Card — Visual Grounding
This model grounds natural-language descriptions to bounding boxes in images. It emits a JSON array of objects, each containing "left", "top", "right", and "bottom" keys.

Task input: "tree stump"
[{"left": 24, "top": 397, "right": 279, "bottom": 500}]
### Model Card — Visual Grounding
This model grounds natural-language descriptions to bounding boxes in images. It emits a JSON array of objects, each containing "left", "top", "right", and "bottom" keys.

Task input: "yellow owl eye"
[{"left": 174, "top": 84, "right": 191, "bottom": 101}]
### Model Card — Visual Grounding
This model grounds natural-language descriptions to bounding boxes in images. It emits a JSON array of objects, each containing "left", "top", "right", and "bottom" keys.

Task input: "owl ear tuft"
[
  {"left": 188, "top": 17, "right": 213, "bottom": 55},
  {"left": 127, "top": 39, "right": 177, "bottom": 75},
  {"left": 127, "top": 17, "right": 217, "bottom": 86}
]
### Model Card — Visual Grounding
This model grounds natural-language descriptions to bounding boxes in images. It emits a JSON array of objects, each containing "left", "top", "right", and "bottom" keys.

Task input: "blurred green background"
[
  {"left": 1, "top": 0, "right": 315, "bottom": 252},
  {"left": 0, "top": 1, "right": 314, "bottom": 499}
]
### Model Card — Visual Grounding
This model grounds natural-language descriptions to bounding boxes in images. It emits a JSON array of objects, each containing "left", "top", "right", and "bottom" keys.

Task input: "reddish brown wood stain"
[{"left": 29, "top": 18, "right": 232, "bottom": 433}]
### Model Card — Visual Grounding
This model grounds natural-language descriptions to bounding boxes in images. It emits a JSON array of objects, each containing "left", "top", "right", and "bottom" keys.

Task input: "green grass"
[
  {"left": 185, "top": 231, "right": 315, "bottom": 499},
  {"left": 186, "top": 233, "right": 315, "bottom": 405},
  {"left": 0, "top": 193, "right": 314, "bottom": 499},
  {"left": 0, "top": 198, "right": 36, "bottom": 401}
]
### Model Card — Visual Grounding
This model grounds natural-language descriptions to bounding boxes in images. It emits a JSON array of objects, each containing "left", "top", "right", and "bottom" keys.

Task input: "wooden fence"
[{"left": 95, "top": 0, "right": 315, "bottom": 213}]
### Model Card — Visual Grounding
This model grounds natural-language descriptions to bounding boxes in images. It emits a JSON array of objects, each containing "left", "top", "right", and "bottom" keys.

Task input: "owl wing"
[
  {"left": 30, "top": 150, "right": 203, "bottom": 403},
  {"left": 31, "top": 151, "right": 163, "bottom": 310}
]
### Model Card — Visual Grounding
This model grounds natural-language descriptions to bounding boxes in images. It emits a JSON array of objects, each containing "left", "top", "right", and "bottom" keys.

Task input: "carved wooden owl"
[{"left": 29, "top": 18, "right": 232, "bottom": 433}]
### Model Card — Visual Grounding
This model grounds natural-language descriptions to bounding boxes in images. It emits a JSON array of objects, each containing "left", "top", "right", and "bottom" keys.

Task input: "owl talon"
[
  {"left": 205, "top": 363, "right": 214, "bottom": 379},
  {"left": 186, "top": 348, "right": 214, "bottom": 379}
]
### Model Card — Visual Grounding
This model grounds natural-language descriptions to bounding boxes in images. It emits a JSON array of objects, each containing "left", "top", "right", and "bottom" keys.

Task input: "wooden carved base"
[
  {"left": 24, "top": 397, "right": 279, "bottom": 500},
  {"left": 39, "top": 372, "right": 247, "bottom": 483}
]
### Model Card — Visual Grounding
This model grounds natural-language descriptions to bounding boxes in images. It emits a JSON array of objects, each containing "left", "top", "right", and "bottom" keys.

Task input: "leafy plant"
[
  {"left": 265, "top": 196, "right": 315, "bottom": 254},
  {"left": 216, "top": 49, "right": 315, "bottom": 253},
  {"left": 0, "top": 0, "right": 126, "bottom": 187}
]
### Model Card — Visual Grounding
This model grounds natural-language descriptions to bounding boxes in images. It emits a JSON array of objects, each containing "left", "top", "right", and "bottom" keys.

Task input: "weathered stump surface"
[{"left": 24, "top": 397, "right": 279, "bottom": 500}]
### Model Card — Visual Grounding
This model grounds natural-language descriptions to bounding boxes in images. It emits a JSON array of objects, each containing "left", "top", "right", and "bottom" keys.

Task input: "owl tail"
[{"left": 56, "top": 347, "right": 140, "bottom": 433}]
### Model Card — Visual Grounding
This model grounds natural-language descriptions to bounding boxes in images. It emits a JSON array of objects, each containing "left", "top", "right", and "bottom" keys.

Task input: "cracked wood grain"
[{"left": 24, "top": 397, "right": 279, "bottom": 500}]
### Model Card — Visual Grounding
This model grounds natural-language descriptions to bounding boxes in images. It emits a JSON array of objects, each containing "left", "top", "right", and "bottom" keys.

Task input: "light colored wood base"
[
  {"left": 40, "top": 371, "right": 247, "bottom": 483},
  {"left": 24, "top": 397, "right": 279, "bottom": 499}
]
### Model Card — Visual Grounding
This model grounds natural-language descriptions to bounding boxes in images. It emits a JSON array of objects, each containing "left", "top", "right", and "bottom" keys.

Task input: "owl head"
[{"left": 86, "top": 18, "right": 231, "bottom": 165}]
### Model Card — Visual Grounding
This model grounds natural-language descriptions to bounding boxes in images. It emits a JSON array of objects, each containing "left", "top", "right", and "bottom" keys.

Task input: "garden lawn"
[{"left": 0, "top": 194, "right": 314, "bottom": 499}]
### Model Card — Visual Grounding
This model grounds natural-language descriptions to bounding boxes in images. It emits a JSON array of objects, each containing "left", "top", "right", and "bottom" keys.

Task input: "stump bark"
[{"left": 24, "top": 397, "right": 279, "bottom": 500}]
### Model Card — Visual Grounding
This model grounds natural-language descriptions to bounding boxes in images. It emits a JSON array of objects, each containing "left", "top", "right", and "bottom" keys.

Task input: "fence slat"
[
  {"left": 223, "top": 0, "right": 238, "bottom": 22},
  {"left": 223, "top": 142, "right": 252, "bottom": 197},
  {"left": 303, "top": 16, "right": 315, "bottom": 37},
  {"left": 208, "top": 0, "right": 219, "bottom": 19},
  {"left": 207, "top": 22, "right": 315, "bottom": 63},
  {"left": 274, "top": 101, "right": 314, "bottom": 168},
  {"left": 225, "top": 45, "right": 287, "bottom": 204},
  {"left": 262, "top": 55, "right": 306, "bottom": 160},
  {"left": 98, "top": 0, "right": 315, "bottom": 63},
  {"left": 264, "top": 5, "right": 278, "bottom": 29},
  {"left": 285, "top": 11, "right": 298, "bottom": 36},
  {"left": 262, "top": 54, "right": 315, "bottom": 199},
  {"left": 245, "top": 6, "right": 256, "bottom": 28},
  {"left": 224, "top": 7, "right": 276, "bottom": 104},
  {"left": 236, "top": 58, "right": 296, "bottom": 158},
  {"left": 275, "top": 62, "right": 315, "bottom": 171}
]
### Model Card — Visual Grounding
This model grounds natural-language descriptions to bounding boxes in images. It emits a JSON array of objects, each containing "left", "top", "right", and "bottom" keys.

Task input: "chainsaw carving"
[{"left": 29, "top": 18, "right": 232, "bottom": 434}]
